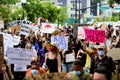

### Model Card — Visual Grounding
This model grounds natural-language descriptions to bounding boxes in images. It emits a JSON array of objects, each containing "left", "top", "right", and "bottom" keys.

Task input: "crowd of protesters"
[{"left": 0, "top": 23, "right": 120, "bottom": 80}]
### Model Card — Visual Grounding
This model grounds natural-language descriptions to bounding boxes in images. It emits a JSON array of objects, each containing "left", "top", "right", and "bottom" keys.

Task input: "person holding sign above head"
[
  {"left": 44, "top": 42, "right": 61, "bottom": 73},
  {"left": 61, "top": 45, "right": 75, "bottom": 73}
]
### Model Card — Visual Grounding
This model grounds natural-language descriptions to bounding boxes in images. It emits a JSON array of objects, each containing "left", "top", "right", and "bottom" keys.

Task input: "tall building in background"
[
  {"left": 52, "top": 0, "right": 67, "bottom": 7},
  {"left": 67, "top": 0, "right": 91, "bottom": 21}
]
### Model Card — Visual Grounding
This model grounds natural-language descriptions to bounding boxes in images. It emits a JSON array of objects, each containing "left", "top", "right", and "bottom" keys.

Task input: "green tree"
[
  {"left": 108, "top": 0, "right": 120, "bottom": 5},
  {"left": 0, "top": 0, "right": 19, "bottom": 4},
  {"left": 23, "top": 0, "right": 67, "bottom": 23},
  {"left": 0, "top": 0, "right": 20, "bottom": 28}
]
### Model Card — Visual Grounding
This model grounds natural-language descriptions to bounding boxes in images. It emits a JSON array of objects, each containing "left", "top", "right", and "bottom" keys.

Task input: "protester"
[
  {"left": 66, "top": 59, "right": 91, "bottom": 80},
  {"left": 93, "top": 66, "right": 112, "bottom": 80},
  {"left": 0, "top": 60, "right": 13, "bottom": 80},
  {"left": 44, "top": 42, "right": 61, "bottom": 73},
  {"left": 76, "top": 49, "right": 86, "bottom": 67},
  {"left": 25, "top": 60, "right": 46, "bottom": 80},
  {"left": 61, "top": 45, "right": 75, "bottom": 72},
  {"left": 90, "top": 44, "right": 115, "bottom": 79},
  {"left": 37, "top": 41, "right": 48, "bottom": 67}
]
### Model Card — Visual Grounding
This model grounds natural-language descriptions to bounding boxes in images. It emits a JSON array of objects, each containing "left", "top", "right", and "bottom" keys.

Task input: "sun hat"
[{"left": 46, "top": 42, "right": 59, "bottom": 53}]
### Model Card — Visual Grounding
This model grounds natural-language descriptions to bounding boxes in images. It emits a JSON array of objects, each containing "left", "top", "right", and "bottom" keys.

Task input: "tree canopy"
[
  {"left": 23, "top": 0, "right": 67, "bottom": 23},
  {"left": 0, "top": 0, "right": 67, "bottom": 28}
]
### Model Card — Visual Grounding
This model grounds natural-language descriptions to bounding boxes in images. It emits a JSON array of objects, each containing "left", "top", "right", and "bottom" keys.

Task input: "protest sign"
[
  {"left": 1, "top": 33, "right": 13, "bottom": 56},
  {"left": 40, "top": 23, "right": 57, "bottom": 33},
  {"left": 84, "top": 28, "right": 105, "bottom": 43},
  {"left": 0, "top": 21, "right": 4, "bottom": 29},
  {"left": 0, "top": 34, "right": 4, "bottom": 68},
  {"left": 13, "top": 35, "right": 20, "bottom": 45},
  {"left": 65, "top": 54, "right": 75, "bottom": 63},
  {"left": 51, "top": 36, "right": 68, "bottom": 50},
  {"left": 78, "top": 27, "right": 85, "bottom": 39},
  {"left": 14, "top": 64, "right": 27, "bottom": 71},
  {"left": 20, "top": 24, "right": 31, "bottom": 35},
  {"left": 7, "top": 47, "right": 35, "bottom": 65},
  {"left": 73, "top": 24, "right": 90, "bottom": 37}
]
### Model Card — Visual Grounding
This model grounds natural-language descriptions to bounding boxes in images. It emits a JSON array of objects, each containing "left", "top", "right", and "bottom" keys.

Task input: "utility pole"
[
  {"left": 75, "top": 0, "right": 77, "bottom": 23},
  {"left": 78, "top": 0, "right": 80, "bottom": 23}
]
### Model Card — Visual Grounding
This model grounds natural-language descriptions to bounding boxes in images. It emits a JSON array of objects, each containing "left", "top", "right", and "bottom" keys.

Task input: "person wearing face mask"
[
  {"left": 25, "top": 60, "right": 46, "bottom": 80},
  {"left": 90, "top": 45, "right": 115, "bottom": 79},
  {"left": 66, "top": 59, "right": 91, "bottom": 80},
  {"left": 44, "top": 42, "right": 61, "bottom": 73}
]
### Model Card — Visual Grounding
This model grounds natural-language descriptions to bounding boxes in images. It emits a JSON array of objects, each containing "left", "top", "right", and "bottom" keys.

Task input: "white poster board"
[
  {"left": 7, "top": 47, "right": 35, "bottom": 65},
  {"left": 40, "top": 23, "right": 57, "bottom": 33},
  {"left": 20, "top": 24, "right": 31, "bottom": 35},
  {"left": 51, "top": 36, "right": 68, "bottom": 50},
  {"left": 13, "top": 35, "right": 20, "bottom": 45},
  {"left": 65, "top": 54, "right": 75, "bottom": 63},
  {"left": 78, "top": 27, "right": 85, "bottom": 39}
]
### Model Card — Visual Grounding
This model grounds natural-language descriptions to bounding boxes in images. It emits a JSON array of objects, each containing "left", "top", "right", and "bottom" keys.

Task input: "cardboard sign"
[
  {"left": 84, "top": 28, "right": 105, "bottom": 43},
  {"left": 6, "top": 47, "right": 35, "bottom": 65},
  {"left": 0, "top": 34, "right": 4, "bottom": 68},
  {"left": 51, "top": 36, "right": 68, "bottom": 50},
  {"left": 40, "top": 23, "right": 57, "bottom": 33},
  {"left": 20, "top": 24, "right": 31, "bottom": 35},
  {"left": 107, "top": 48, "right": 120, "bottom": 60}
]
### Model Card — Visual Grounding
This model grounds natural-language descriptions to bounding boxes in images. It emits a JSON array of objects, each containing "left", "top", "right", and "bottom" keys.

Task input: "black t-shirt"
[{"left": 90, "top": 56, "right": 115, "bottom": 74}]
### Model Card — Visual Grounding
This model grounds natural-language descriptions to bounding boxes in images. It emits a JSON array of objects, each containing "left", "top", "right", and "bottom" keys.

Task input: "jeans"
[{"left": 62, "top": 63, "right": 73, "bottom": 73}]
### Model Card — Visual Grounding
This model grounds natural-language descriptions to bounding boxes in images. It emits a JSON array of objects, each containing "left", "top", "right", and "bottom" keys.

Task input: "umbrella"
[{"left": 107, "top": 48, "right": 120, "bottom": 60}]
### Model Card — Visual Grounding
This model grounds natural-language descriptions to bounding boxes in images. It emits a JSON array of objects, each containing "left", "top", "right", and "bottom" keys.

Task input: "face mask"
[
  {"left": 31, "top": 70, "right": 38, "bottom": 74},
  {"left": 50, "top": 46, "right": 56, "bottom": 52},
  {"left": 73, "top": 71, "right": 81, "bottom": 76},
  {"left": 98, "top": 50, "right": 105, "bottom": 55}
]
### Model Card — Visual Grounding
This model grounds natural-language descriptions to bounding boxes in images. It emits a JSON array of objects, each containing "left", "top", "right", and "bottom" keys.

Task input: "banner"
[
  {"left": 51, "top": 36, "right": 68, "bottom": 50},
  {"left": 20, "top": 24, "right": 31, "bottom": 35},
  {"left": 40, "top": 23, "right": 57, "bottom": 33},
  {"left": 7, "top": 47, "right": 35, "bottom": 65},
  {"left": 0, "top": 34, "right": 4, "bottom": 68},
  {"left": 84, "top": 28, "right": 105, "bottom": 43}
]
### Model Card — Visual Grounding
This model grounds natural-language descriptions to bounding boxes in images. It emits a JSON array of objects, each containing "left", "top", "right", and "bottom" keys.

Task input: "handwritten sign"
[
  {"left": 20, "top": 24, "right": 31, "bottom": 35},
  {"left": 51, "top": 36, "right": 68, "bottom": 50},
  {"left": 6, "top": 47, "right": 35, "bottom": 65},
  {"left": 78, "top": 27, "right": 85, "bottom": 39},
  {"left": 65, "top": 54, "right": 75, "bottom": 63},
  {"left": 0, "top": 34, "right": 4, "bottom": 68},
  {"left": 84, "top": 28, "right": 105, "bottom": 43}
]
